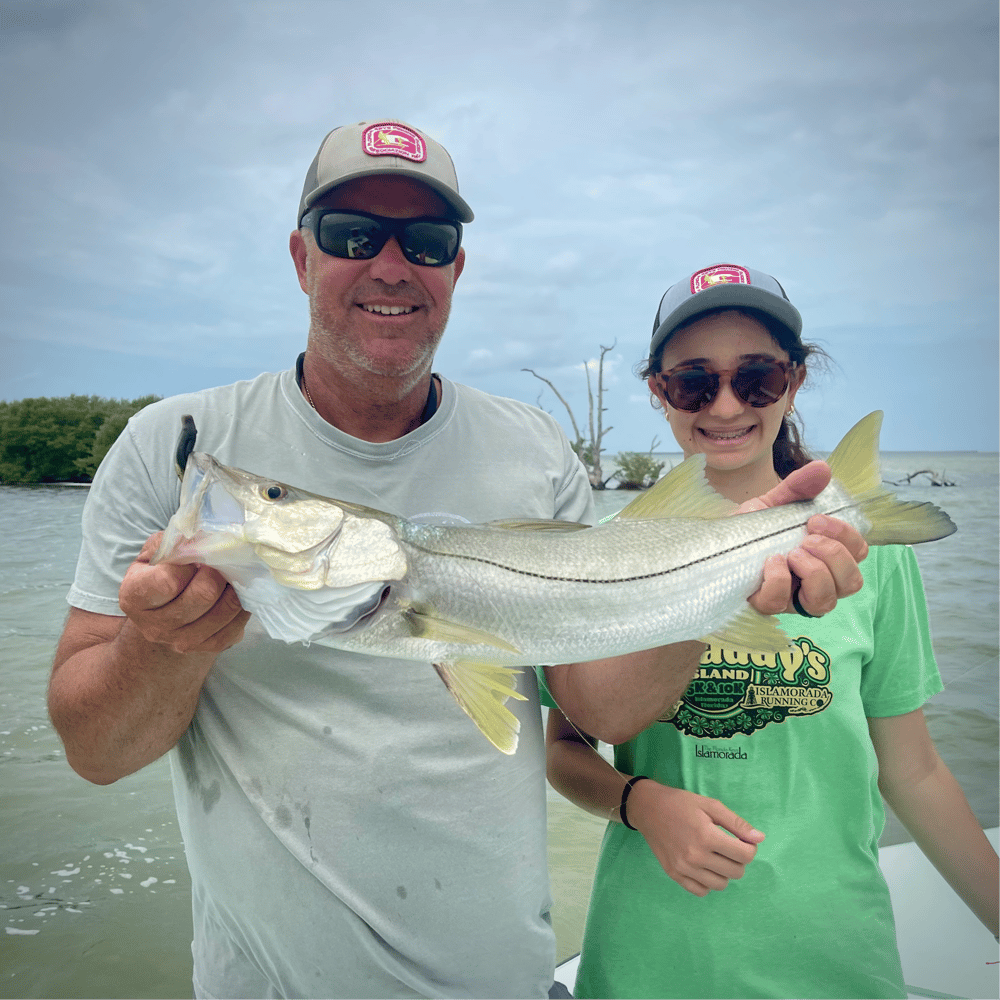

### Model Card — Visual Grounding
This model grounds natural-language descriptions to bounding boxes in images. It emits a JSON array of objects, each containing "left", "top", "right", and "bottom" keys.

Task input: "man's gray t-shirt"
[{"left": 68, "top": 368, "right": 594, "bottom": 999}]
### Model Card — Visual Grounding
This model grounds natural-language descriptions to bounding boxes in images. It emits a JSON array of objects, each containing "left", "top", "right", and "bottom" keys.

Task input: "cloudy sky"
[{"left": 2, "top": 0, "right": 997, "bottom": 453}]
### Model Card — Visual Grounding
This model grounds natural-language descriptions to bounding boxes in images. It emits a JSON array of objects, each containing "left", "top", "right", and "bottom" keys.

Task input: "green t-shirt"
[{"left": 544, "top": 544, "right": 942, "bottom": 999}]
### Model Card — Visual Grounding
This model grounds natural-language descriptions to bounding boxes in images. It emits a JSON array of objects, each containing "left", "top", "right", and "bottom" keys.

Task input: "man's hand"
[
  {"left": 740, "top": 461, "right": 868, "bottom": 617},
  {"left": 119, "top": 532, "right": 250, "bottom": 654}
]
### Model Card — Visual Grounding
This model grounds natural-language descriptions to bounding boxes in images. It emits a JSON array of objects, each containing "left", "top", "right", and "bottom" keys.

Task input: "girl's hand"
[
  {"left": 627, "top": 778, "right": 765, "bottom": 897},
  {"left": 739, "top": 461, "right": 868, "bottom": 616}
]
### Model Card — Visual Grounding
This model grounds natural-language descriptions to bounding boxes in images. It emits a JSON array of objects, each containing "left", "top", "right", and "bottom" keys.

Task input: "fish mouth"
[{"left": 152, "top": 454, "right": 248, "bottom": 565}]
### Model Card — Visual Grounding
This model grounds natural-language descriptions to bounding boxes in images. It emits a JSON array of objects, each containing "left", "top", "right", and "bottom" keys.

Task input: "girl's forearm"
[{"left": 881, "top": 756, "right": 999, "bottom": 936}]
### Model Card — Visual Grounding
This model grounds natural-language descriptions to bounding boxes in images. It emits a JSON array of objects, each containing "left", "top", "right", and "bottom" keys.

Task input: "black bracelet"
[
  {"left": 792, "top": 591, "right": 819, "bottom": 618},
  {"left": 620, "top": 775, "right": 650, "bottom": 831}
]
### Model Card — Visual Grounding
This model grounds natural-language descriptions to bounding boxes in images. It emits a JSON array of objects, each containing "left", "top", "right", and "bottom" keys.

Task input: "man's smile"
[{"left": 360, "top": 303, "right": 419, "bottom": 316}]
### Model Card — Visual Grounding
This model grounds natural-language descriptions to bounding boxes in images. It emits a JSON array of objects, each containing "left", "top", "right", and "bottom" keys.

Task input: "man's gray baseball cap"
[
  {"left": 649, "top": 263, "right": 802, "bottom": 359},
  {"left": 297, "top": 120, "right": 474, "bottom": 225}
]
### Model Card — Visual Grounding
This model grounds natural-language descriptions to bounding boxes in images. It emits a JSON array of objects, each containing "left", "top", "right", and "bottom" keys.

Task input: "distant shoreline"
[{"left": 1, "top": 449, "right": 994, "bottom": 491}]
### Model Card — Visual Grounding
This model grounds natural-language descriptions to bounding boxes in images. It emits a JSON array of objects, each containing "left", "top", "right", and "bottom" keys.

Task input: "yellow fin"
[
  {"left": 826, "top": 411, "right": 884, "bottom": 497},
  {"left": 434, "top": 659, "right": 527, "bottom": 755},
  {"left": 487, "top": 518, "right": 591, "bottom": 532},
  {"left": 404, "top": 608, "right": 521, "bottom": 654},
  {"left": 827, "top": 411, "right": 957, "bottom": 544},
  {"left": 614, "top": 454, "right": 737, "bottom": 521},
  {"left": 701, "top": 605, "right": 791, "bottom": 654},
  {"left": 854, "top": 494, "right": 957, "bottom": 545}
]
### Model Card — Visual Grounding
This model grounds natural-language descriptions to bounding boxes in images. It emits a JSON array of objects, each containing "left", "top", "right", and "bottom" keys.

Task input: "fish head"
[{"left": 153, "top": 451, "right": 407, "bottom": 592}]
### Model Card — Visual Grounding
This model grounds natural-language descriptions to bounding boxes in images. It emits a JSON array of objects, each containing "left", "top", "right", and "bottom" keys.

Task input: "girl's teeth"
[{"left": 704, "top": 428, "right": 750, "bottom": 440}]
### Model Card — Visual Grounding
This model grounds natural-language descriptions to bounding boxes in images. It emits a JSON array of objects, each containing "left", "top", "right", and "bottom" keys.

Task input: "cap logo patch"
[
  {"left": 362, "top": 123, "right": 427, "bottom": 162},
  {"left": 691, "top": 264, "right": 751, "bottom": 295}
]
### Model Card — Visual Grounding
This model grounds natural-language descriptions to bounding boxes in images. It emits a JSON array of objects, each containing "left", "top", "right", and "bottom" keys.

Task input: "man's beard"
[{"left": 307, "top": 299, "right": 450, "bottom": 388}]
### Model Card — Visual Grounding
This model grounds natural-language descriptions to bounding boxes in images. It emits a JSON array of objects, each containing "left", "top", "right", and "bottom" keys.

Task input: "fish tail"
[{"left": 827, "top": 411, "right": 957, "bottom": 544}]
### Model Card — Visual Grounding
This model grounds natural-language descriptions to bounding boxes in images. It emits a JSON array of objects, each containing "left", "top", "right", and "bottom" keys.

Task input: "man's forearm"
[
  {"left": 544, "top": 640, "right": 704, "bottom": 744},
  {"left": 48, "top": 614, "right": 215, "bottom": 784}
]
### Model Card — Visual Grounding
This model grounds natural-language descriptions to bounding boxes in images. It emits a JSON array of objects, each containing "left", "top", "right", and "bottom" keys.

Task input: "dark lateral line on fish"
[{"left": 407, "top": 501, "right": 857, "bottom": 585}]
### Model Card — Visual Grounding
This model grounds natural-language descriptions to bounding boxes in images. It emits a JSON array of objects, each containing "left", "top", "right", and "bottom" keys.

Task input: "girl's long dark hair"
[{"left": 637, "top": 306, "right": 828, "bottom": 478}]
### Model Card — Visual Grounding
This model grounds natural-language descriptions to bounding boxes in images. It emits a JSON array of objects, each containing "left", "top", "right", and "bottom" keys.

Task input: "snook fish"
[{"left": 152, "top": 412, "right": 955, "bottom": 754}]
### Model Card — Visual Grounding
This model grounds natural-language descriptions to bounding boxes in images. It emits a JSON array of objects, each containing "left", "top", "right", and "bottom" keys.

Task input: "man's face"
[{"left": 290, "top": 175, "right": 465, "bottom": 387}]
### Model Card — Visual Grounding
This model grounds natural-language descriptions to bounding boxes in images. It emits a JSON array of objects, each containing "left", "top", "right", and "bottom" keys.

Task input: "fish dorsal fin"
[
  {"left": 403, "top": 608, "right": 521, "bottom": 654},
  {"left": 487, "top": 518, "right": 591, "bottom": 532},
  {"left": 614, "top": 454, "right": 738, "bottom": 521},
  {"left": 434, "top": 659, "right": 527, "bottom": 755},
  {"left": 701, "top": 606, "right": 791, "bottom": 654},
  {"left": 826, "top": 410, "right": 883, "bottom": 497}
]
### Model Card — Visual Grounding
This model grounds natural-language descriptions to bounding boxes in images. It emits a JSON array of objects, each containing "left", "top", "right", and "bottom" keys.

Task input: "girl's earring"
[{"left": 787, "top": 404, "right": 796, "bottom": 417}]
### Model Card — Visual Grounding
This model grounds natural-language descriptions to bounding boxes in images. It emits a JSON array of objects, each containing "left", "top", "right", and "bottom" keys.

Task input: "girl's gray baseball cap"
[
  {"left": 297, "top": 120, "right": 474, "bottom": 225},
  {"left": 649, "top": 263, "right": 802, "bottom": 358}
]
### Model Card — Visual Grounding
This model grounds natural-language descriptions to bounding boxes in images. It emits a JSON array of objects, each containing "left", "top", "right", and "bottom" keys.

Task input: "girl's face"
[{"left": 648, "top": 310, "right": 803, "bottom": 498}]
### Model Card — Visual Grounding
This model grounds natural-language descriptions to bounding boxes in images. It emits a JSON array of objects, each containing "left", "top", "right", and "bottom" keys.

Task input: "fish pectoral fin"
[
  {"left": 403, "top": 608, "right": 521, "bottom": 654},
  {"left": 486, "top": 518, "right": 591, "bottom": 532},
  {"left": 701, "top": 606, "right": 791, "bottom": 654},
  {"left": 434, "top": 660, "right": 527, "bottom": 755},
  {"left": 614, "top": 454, "right": 738, "bottom": 521}
]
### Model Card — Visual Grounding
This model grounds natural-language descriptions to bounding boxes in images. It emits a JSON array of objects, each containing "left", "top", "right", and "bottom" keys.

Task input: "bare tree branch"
[
  {"left": 522, "top": 369, "right": 583, "bottom": 443},
  {"left": 524, "top": 343, "right": 617, "bottom": 487}
]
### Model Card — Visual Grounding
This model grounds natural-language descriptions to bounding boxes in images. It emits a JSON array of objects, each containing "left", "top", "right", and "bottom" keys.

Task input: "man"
[{"left": 49, "top": 120, "right": 866, "bottom": 999}]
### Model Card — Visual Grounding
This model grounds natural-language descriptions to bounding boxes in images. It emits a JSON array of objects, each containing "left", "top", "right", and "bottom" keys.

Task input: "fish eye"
[{"left": 260, "top": 484, "right": 287, "bottom": 501}]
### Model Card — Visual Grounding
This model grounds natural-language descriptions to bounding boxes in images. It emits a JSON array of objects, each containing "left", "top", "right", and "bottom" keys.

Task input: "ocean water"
[{"left": 1, "top": 455, "right": 997, "bottom": 996}]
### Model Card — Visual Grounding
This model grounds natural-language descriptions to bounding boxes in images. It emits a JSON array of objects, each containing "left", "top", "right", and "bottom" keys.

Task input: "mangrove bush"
[{"left": 0, "top": 394, "right": 161, "bottom": 483}]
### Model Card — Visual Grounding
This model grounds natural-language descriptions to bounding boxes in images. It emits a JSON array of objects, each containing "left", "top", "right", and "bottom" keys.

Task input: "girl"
[{"left": 545, "top": 263, "right": 998, "bottom": 999}]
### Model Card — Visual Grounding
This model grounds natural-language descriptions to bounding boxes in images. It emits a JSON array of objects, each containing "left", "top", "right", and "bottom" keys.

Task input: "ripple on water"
[{"left": 3, "top": 835, "right": 185, "bottom": 938}]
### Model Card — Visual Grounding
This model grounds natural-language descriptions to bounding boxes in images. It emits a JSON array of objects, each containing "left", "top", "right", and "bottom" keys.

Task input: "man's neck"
[{"left": 298, "top": 352, "right": 438, "bottom": 443}]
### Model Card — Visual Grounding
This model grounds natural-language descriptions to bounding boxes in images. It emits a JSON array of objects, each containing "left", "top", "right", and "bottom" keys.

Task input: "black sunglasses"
[
  {"left": 300, "top": 209, "right": 462, "bottom": 267},
  {"left": 655, "top": 359, "right": 796, "bottom": 412}
]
